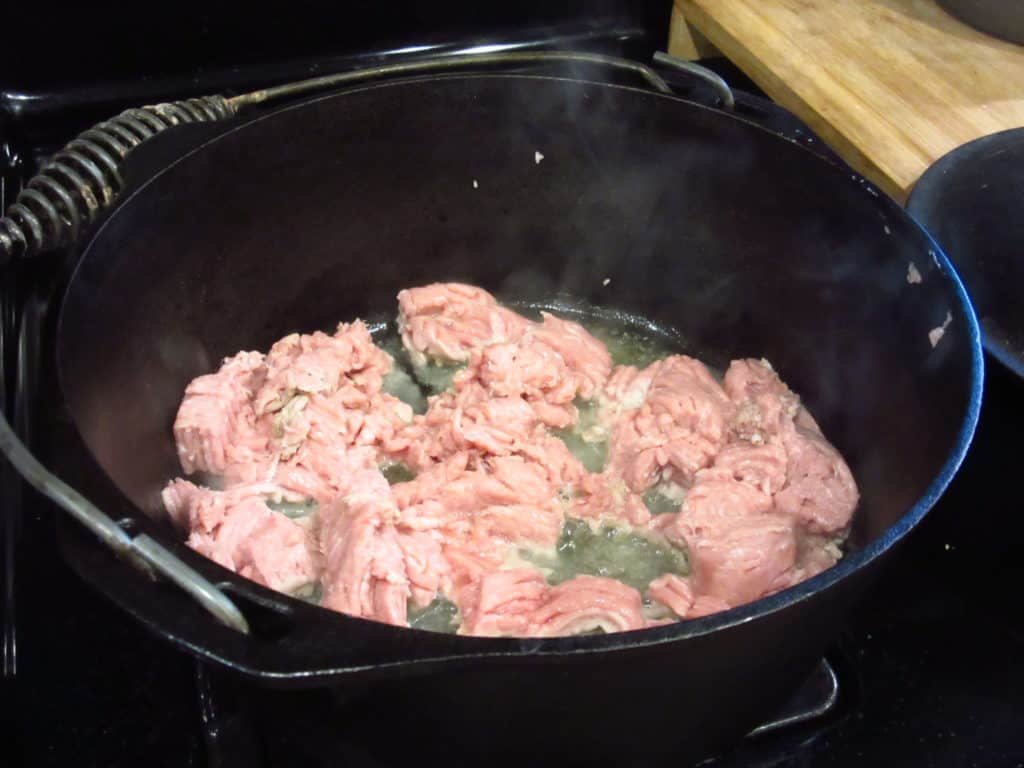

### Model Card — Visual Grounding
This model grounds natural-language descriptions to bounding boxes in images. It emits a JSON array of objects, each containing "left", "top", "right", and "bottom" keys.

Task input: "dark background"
[{"left": 0, "top": 3, "right": 671, "bottom": 90}]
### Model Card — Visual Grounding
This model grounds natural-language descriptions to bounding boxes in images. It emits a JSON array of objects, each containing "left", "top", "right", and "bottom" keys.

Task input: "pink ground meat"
[
  {"left": 317, "top": 466, "right": 411, "bottom": 626},
  {"left": 604, "top": 356, "right": 734, "bottom": 492},
  {"left": 161, "top": 479, "right": 321, "bottom": 594},
  {"left": 173, "top": 350, "right": 268, "bottom": 476},
  {"left": 460, "top": 570, "right": 645, "bottom": 637},
  {"left": 164, "top": 283, "right": 859, "bottom": 636},
  {"left": 397, "top": 283, "right": 530, "bottom": 365}
]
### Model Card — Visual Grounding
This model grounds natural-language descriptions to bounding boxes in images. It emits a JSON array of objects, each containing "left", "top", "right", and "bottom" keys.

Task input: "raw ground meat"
[
  {"left": 161, "top": 479, "right": 321, "bottom": 594},
  {"left": 164, "top": 283, "right": 859, "bottom": 637},
  {"left": 173, "top": 350, "right": 268, "bottom": 476},
  {"left": 317, "top": 462, "right": 411, "bottom": 625},
  {"left": 460, "top": 570, "right": 645, "bottom": 637},
  {"left": 604, "top": 356, "right": 734, "bottom": 492},
  {"left": 397, "top": 283, "right": 530, "bottom": 366}
]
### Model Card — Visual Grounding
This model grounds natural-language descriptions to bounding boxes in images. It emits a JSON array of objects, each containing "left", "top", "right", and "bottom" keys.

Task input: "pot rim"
[{"left": 60, "top": 73, "right": 986, "bottom": 666}]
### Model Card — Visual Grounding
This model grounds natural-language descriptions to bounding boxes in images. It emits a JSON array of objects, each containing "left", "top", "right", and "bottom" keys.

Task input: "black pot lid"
[{"left": 907, "top": 127, "right": 1024, "bottom": 377}]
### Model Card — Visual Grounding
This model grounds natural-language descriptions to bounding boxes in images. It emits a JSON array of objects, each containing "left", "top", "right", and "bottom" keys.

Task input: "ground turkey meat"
[{"left": 164, "top": 284, "right": 858, "bottom": 636}]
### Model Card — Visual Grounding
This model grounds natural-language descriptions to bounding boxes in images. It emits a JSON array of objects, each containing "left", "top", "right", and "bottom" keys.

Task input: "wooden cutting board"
[{"left": 671, "top": 0, "right": 1024, "bottom": 202}]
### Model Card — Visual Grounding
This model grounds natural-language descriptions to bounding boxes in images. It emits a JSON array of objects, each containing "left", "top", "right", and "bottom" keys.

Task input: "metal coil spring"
[{"left": 0, "top": 95, "right": 235, "bottom": 263}]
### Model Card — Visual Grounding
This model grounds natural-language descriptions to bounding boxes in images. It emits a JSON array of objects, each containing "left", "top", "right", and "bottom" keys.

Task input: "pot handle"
[
  {"left": 0, "top": 412, "right": 251, "bottom": 634},
  {"left": 0, "top": 51, "right": 737, "bottom": 264},
  {"left": 0, "top": 96, "right": 238, "bottom": 262},
  {"left": 652, "top": 51, "right": 735, "bottom": 110},
  {"left": 226, "top": 50, "right": 735, "bottom": 111}
]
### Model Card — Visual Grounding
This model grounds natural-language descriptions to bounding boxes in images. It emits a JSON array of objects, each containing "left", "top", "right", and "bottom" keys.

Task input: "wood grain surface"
[{"left": 673, "top": 0, "right": 1024, "bottom": 202}]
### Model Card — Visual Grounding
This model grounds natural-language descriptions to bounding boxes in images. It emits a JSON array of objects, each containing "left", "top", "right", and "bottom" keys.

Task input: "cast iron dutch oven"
[{"left": 48, "top": 71, "right": 982, "bottom": 765}]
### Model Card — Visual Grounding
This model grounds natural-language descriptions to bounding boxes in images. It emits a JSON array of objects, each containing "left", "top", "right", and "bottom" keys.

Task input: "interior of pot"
[{"left": 58, "top": 74, "right": 977, "bottom": 564}]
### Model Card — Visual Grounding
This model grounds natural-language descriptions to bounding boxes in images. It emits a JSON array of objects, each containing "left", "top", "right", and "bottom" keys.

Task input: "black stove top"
[{"left": 3, "top": 6, "right": 1024, "bottom": 766}]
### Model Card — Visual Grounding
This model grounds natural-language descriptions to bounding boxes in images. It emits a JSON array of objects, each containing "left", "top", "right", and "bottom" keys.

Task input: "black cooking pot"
[{"left": 49, "top": 73, "right": 982, "bottom": 766}]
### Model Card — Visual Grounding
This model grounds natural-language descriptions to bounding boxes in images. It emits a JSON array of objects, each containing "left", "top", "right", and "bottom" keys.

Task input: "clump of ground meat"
[{"left": 163, "top": 283, "right": 858, "bottom": 637}]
